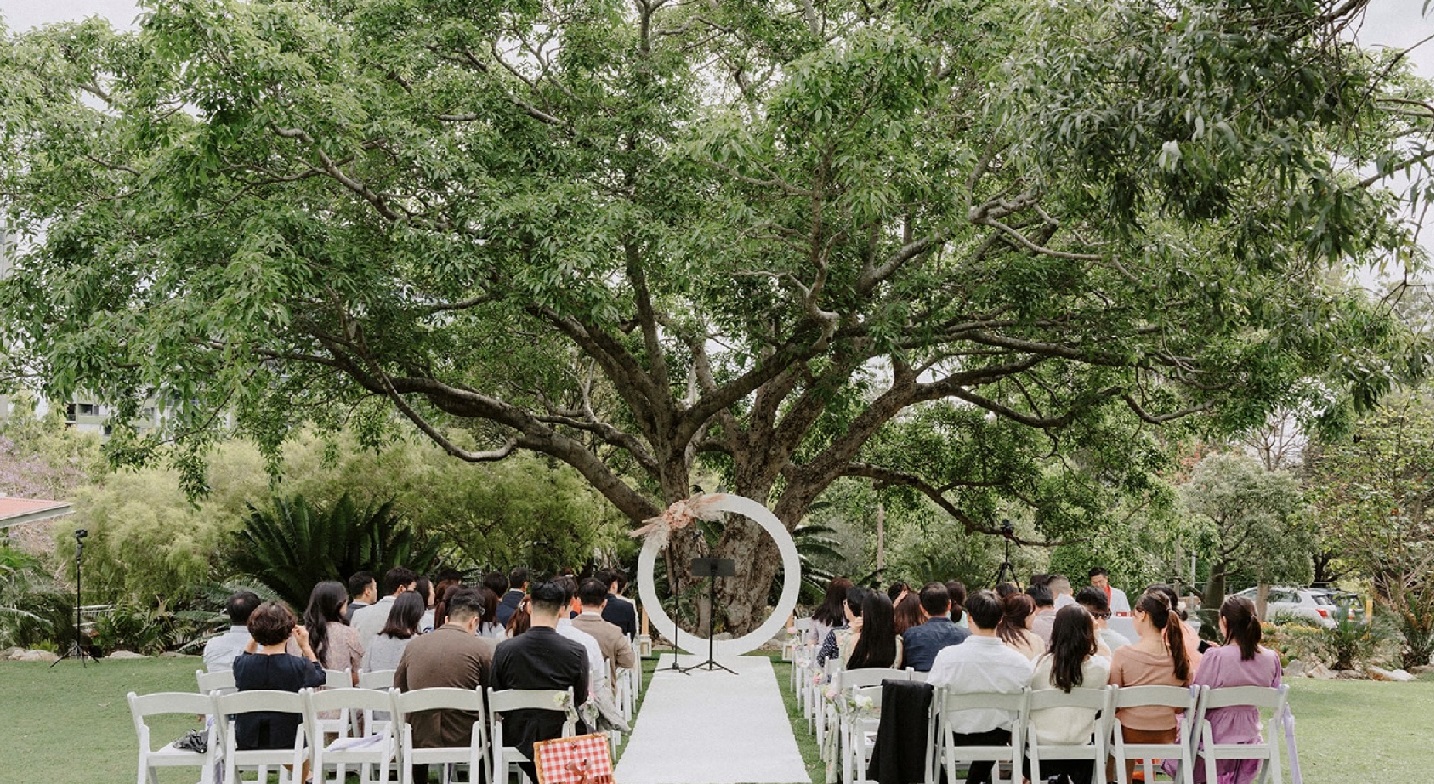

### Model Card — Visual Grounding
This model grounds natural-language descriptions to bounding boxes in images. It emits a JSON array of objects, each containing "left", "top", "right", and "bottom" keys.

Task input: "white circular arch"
[{"left": 637, "top": 495, "right": 801, "bottom": 659}]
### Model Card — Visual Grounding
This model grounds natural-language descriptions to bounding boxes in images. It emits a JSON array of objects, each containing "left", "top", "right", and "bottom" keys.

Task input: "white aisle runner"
[{"left": 615, "top": 654, "right": 810, "bottom": 784}]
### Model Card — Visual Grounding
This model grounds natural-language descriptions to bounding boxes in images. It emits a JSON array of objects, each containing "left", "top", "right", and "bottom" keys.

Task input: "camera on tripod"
[
  {"left": 74, "top": 529, "right": 89, "bottom": 540},
  {"left": 999, "top": 519, "right": 1014, "bottom": 538}
]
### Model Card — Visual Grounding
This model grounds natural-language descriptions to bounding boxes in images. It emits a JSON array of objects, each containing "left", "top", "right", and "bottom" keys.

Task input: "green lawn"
[{"left": 2, "top": 656, "right": 1429, "bottom": 784}]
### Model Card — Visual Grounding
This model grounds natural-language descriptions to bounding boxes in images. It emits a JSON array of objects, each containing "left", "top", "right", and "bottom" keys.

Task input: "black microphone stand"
[{"left": 52, "top": 530, "right": 96, "bottom": 667}]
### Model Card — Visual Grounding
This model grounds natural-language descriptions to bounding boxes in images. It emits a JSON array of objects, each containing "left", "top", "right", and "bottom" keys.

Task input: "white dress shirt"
[
  {"left": 927, "top": 635, "right": 1034, "bottom": 734},
  {"left": 202, "top": 626, "right": 251, "bottom": 672}
]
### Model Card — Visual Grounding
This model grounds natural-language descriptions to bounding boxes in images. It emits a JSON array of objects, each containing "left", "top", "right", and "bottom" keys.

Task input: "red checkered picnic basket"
[{"left": 532, "top": 732, "right": 614, "bottom": 784}]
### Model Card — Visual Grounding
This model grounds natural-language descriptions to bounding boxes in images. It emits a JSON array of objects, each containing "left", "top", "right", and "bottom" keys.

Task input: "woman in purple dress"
[{"left": 1180, "top": 595, "right": 1282, "bottom": 784}]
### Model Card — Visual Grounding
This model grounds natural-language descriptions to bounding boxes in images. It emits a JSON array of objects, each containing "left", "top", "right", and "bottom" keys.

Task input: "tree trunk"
[
  {"left": 713, "top": 513, "right": 784, "bottom": 635},
  {"left": 1202, "top": 562, "right": 1229, "bottom": 611}
]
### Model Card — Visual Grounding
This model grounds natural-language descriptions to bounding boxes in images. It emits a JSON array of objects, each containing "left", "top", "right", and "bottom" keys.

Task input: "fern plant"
[{"left": 227, "top": 493, "right": 442, "bottom": 609}]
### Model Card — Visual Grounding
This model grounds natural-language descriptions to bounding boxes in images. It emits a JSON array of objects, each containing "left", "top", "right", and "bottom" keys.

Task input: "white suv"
[{"left": 1230, "top": 587, "right": 1338, "bottom": 628}]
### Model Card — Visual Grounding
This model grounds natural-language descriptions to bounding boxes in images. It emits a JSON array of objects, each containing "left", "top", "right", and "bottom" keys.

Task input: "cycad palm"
[{"left": 229, "top": 493, "right": 441, "bottom": 608}]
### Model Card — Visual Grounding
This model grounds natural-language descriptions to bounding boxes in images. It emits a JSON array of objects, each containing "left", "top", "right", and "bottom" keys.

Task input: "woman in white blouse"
[{"left": 1027, "top": 605, "right": 1111, "bottom": 784}]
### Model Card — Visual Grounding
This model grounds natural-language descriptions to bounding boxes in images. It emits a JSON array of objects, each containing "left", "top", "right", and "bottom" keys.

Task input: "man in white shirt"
[
  {"left": 927, "top": 589, "right": 1034, "bottom": 784},
  {"left": 202, "top": 591, "right": 261, "bottom": 672},
  {"left": 1088, "top": 567, "right": 1131, "bottom": 615},
  {"left": 1049, "top": 574, "right": 1076, "bottom": 609},
  {"left": 350, "top": 566, "right": 417, "bottom": 650}
]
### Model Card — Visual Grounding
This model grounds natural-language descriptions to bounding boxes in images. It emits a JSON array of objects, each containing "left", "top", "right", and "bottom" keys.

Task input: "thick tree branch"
[{"left": 841, "top": 462, "right": 1065, "bottom": 546}]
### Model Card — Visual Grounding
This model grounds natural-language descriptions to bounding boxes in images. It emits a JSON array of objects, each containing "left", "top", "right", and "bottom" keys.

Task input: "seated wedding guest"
[
  {"left": 1049, "top": 574, "right": 1076, "bottom": 609},
  {"left": 493, "top": 580, "right": 590, "bottom": 781},
  {"left": 886, "top": 581, "right": 910, "bottom": 603},
  {"left": 361, "top": 591, "right": 425, "bottom": 672},
  {"left": 845, "top": 591, "right": 903, "bottom": 670},
  {"left": 809, "top": 577, "right": 853, "bottom": 646},
  {"left": 818, "top": 586, "right": 869, "bottom": 666},
  {"left": 573, "top": 577, "right": 637, "bottom": 689},
  {"left": 554, "top": 577, "right": 607, "bottom": 692},
  {"left": 997, "top": 592, "right": 1044, "bottom": 660},
  {"left": 1028, "top": 583, "right": 1059, "bottom": 645},
  {"left": 902, "top": 583, "right": 969, "bottom": 672},
  {"left": 1150, "top": 582, "right": 1205, "bottom": 667},
  {"left": 496, "top": 567, "right": 529, "bottom": 628},
  {"left": 892, "top": 592, "right": 923, "bottom": 637},
  {"left": 351, "top": 566, "right": 417, "bottom": 650},
  {"left": 945, "top": 580, "right": 967, "bottom": 627},
  {"left": 303, "top": 580, "right": 363, "bottom": 685},
  {"left": 345, "top": 572, "right": 377, "bottom": 624},
  {"left": 1075, "top": 586, "right": 1127, "bottom": 654},
  {"left": 1110, "top": 591, "right": 1193, "bottom": 782},
  {"left": 204, "top": 591, "right": 262, "bottom": 673},
  {"left": 1173, "top": 595, "right": 1281, "bottom": 784},
  {"left": 927, "top": 590, "right": 1034, "bottom": 784},
  {"left": 474, "top": 585, "right": 504, "bottom": 639},
  {"left": 232, "top": 603, "right": 325, "bottom": 757},
  {"left": 599, "top": 569, "right": 638, "bottom": 638},
  {"left": 395, "top": 587, "right": 496, "bottom": 784},
  {"left": 1027, "top": 606, "right": 1111, "bottom": 784},
  {"left": 415, "top": 576, "right": 436, "bottom": 633}
]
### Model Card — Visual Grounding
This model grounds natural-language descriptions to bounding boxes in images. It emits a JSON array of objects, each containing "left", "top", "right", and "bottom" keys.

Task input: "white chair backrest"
[
  {"left": 129, "top": 690, "right": 216, "bottom": 747},
  {"left": 216, "top": 688, "right": 308, "bottom": 717},
  {"left": 793, "top": 617, "right": 812, "bottom": 631},
  {"left": 485, "top": 687, "right": 574, "bottom": 716},
  {"left": 835, "top": 667, "right": 911, "bottom": 690},
  {"left": 358, "top": 669, "right": 396, "bottom": 690},
  {"left": 1028, "top": 685, "right": 1111, "bottom": 712},
  {"left": 393, "top": 686, "right": 485, "bottom": 716},
  {"left": 308, "top": 686, "right": 395, "bottom": 720},
  {"left": 324, "top": 667, "right": 353, "bottom": 689},
  {"left": 196, "top": 668, "right": 235, "bottom": 694},
  {"left": 1199, "top": 684, "right": 1287, "bottom": 712},
  {"left": 1111, "top": 684, "right": 1196, "bottom": 711},
  {"left": 938, "top": 688, "right": 1027, "bottom": 714}
]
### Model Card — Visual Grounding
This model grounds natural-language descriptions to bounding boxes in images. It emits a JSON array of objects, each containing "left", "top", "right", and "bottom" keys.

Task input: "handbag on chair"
[{"left": 532, "top": 732, "right": 614, "bottom": 784}]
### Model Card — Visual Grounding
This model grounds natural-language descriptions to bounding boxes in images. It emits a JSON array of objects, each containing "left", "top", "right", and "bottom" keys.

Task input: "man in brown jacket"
[
  {"left": 395, "top": 586, "right": 496, "bottom": 781},
  {"left": 571, "top": 577, "right": 637, "bottom": 692}
]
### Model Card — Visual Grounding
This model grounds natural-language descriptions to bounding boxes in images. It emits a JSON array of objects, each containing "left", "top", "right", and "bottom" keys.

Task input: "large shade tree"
[{"left": 0, "top": 0, "right": 1430, "bottom": 631}]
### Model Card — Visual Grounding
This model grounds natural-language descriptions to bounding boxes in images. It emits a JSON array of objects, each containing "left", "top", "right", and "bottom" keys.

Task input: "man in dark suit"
[
  {"left": 395, "top": 586, "right": 497, "bottom": 782},
  {"left": 492, "top": 579, "right": 589, "bottom": 780},
  {"left": 598, "top": 569, "right": 638, "bottom": 638},
  {"left": 495, "top": 567, "right": 529, "bottom": 628},
  {"left": 900, "top": 582, "right": 970, "bottom": 672}
]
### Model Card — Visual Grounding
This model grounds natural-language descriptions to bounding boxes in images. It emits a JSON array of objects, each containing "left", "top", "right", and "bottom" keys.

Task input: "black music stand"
[{"left": 679, "top": 557, "right": 738, "bottom": 674}]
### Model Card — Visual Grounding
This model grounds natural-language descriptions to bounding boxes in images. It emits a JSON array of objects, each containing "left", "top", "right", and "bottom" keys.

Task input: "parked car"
[
  {"left": 1309, "top": 588, "right": 1365, "bottom": 624},
  {"left": 1229, "top": 586, "right": 1338, "bottom": 628}
]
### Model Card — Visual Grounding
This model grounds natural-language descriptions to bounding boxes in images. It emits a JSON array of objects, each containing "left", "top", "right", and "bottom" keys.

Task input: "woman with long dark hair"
[
  {"left": 1111, "top": 590, "right": 1192, "bottom": 781},
  {"left": 996, "top": 592, "right": 1043, "bottom": 660},
  {"left": 360, "top": 591, "right": 425, "bottom": 672},
  {"left": 1027, "top": 606, "right": 1110, "bottom": 784},
  {"left": 809, "top": 577, "right": 854, "bottom": 645},
  {"left": 892, "top": 592, "right": 923, "bottom": 636},
  {"left": 303, "top": 580, "right": 363, "bottom": 685},
  {"left": 817, "top": 586, "right": 867, "bottom": 666},
  {"left": 1175, "top": 595, "right": 1281, "bottom": 784},
  {"left": 846, "top": 591, "right": 903, "bottom": 669}
]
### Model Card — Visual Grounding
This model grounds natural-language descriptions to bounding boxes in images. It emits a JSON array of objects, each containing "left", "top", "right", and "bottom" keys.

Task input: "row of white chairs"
[
  {"left": 821, "top": 670, "right": 1289, "bottom": 784},
  {"left": 131, "top": 685, "right": 577, "bottom": 784}
]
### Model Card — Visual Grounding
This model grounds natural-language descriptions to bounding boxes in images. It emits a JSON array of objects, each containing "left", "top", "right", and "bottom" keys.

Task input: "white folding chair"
[
  {"left": 486, "top": 688, "right": 576, "bottom": 784},
  {"left": 615, "top": 666, "right": 637, "bottom": 721},
  {"left": 783, "top": 618, "right": 811, "bottom": 662},
  {"left": 813, "top": 658, "right": 843, "bottom": 746},
  {"left": 1110, "top": 684, "right": 1199, "bottom": 784},
  {"left": 930, "top": 688, "right": 1028, "bottom": 784},
  {"left": 214, "top": 689, "right": 310, "bottom": 784},
  {"left": 325, "top": 667, "right": 355, "bottom": 689},
  {"left": 196, "top": 668, "right": 236, "bottom": 696},
  {"left": 306, "top": 687, "right": 397, "bottom": 784},
  {"left": 1193, "top": 684, "right": 1288, "bottom": 784},
  {"left": 1025, "top": 686, "right": 1112, "bottom": 784},
  {"left": 360, "top": 670, "right": 397, "bottom": 690},
  {"left": 128, "top": 691, "right": 220, "bottom": 784},
  {"left": 829, "top": 668, "right": 912, "bottom": 781},
  {"left": 392, "top": 687, "right": 488, "bottom": 784}
]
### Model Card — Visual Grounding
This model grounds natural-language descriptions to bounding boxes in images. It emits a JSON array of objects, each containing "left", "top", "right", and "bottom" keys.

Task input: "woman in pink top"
[
  {"left": 1110, "top": 591, "right": 1193, "bottom": 780},
  {"left": 1184, "top": 595, "right": 1282, "bottom": 784}
]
